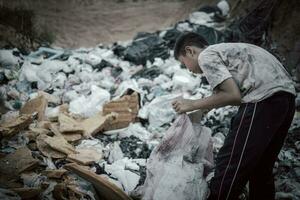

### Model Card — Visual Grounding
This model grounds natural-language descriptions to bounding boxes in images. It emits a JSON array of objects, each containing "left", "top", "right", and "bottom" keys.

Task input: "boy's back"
[{"left": 198, "top": 43, "right": 296, "bottom": 103}]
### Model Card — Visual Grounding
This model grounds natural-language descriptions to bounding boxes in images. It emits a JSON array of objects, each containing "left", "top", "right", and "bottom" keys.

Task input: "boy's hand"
[{"left": 172, "top": 97, "right": 195, "bottom": 114}]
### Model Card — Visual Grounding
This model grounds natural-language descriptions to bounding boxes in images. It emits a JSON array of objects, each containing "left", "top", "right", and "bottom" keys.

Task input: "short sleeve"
[{"left": 198, "top": 50, "right": 232, "bottom": 89}]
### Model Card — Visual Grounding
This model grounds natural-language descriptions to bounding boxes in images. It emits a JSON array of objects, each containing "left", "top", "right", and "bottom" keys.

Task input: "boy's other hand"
[{"left": 172, "top": 97, "right": 195, "bottom": 114}]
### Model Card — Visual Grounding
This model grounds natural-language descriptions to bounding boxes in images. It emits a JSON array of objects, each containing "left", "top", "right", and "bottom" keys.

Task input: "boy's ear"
[{"left": 184, "top": 46, "right": 194, "bottom": 57}]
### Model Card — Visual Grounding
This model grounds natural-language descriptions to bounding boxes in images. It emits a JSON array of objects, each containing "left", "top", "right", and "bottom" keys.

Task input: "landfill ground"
[{"left": 0, "top": 0, "right": 300, "bottom": 200}]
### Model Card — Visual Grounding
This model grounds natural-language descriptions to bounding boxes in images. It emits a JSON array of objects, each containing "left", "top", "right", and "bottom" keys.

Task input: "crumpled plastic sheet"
[
  {"left": 102, "top": 157, "right": 141, "bottom": 193},
  {"left": 138, "top": 93, "right": 181, "bottom": 130},
  {"left": 140, "top": 114, "right": 214, "bottom": 200},
  {"left": 69, "top": 84, "right": 110, "bottom": 117},
  {"left": 189, "top": 11, "right": 215, "bottom": 27}
]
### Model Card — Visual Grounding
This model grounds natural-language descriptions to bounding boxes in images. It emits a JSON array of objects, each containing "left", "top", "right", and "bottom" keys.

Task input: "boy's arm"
[{"left": 172, "top": 78, "right": 241, "bottom": 113}]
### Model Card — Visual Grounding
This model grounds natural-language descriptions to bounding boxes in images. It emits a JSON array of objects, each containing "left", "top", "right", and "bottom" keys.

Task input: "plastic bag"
[{"left": 141, "top": 113, "right": 214, "bottom": 200}]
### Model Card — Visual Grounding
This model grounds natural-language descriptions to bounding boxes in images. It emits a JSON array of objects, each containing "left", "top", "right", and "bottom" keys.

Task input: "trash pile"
[{"left": 0, "top": 0, "right": 299, "bottom": 199}]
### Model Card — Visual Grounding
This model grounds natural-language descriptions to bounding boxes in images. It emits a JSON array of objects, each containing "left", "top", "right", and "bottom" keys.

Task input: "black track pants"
[{"left": 207, "top": 91, "right": 296, "bottom": 200}]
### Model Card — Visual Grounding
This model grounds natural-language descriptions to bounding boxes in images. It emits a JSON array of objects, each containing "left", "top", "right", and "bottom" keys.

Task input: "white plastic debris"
[
  {"left": 118, "top": 123, "right": 152, "bottom": 142},
  {"left": 104, "top": 158, "right": 140, "bottom": 193},
  {"left": 176, "top": 22, "right": 193, "bottom": 32},
  {"left": 108, "top": 141, "right": 124, "bottom": 163},
  {"left": 172, "top": 69, "right": 201, "bottom": 92},
  {"left": 217, "top": 0, "right": 230, "bottom": 16},
  {"left": 189, "top": 12, "right": 215, "bottom": 26},
  {"left": 85, "top": 52, "right": 102, "bottom": 66},
  {"left": 45, "top": 106, "right": 60, "bottom": 120},
  {"left": 0, "top": 50, "right": 19, "bottom": 68},
  {"left": 139, "top": 93, "right": 180, "bottom": 130},
  {"left": 76, "top": 139, "right": 104, "bottom": 154},
  {"left": 69, "top": 85, "right": 110, "bottom": 117},
  {"left": 212, "top": 132, "right": 225, "bottom": 152}
]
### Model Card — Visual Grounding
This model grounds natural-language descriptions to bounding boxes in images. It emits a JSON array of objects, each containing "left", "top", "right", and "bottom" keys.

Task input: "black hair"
[{"left": 174, "top": 32, "right": 209, "bottom": 60}]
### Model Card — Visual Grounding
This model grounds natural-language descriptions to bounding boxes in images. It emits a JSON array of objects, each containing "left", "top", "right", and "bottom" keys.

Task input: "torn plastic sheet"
[{"left": 140, "top": 113, "right": 214, "bottom": 200}]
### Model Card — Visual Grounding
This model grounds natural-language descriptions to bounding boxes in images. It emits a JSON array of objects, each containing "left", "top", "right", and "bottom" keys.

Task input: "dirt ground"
[{"left": 1, "top": 0, "right": 216, "bottom": 48}]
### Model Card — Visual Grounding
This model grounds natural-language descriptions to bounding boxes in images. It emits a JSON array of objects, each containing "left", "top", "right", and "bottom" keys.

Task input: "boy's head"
[{"left": 174, "top": 32, "right": 208, "bottom": 74}]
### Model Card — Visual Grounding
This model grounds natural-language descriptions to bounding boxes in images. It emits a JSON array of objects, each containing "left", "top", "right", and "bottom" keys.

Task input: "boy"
[{"left": 172, "top": 32, "right": 296, "bottom": 200}]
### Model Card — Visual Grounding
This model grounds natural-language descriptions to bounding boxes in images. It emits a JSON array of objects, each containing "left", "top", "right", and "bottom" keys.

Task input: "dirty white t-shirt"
[{"left": 198, "top": 43, "right": 296, "bottom": 103}]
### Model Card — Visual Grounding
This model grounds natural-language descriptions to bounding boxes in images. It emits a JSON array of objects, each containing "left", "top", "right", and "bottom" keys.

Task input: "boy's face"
[{"left": 178, "top": 46, "right": 203, "bottom": 74}]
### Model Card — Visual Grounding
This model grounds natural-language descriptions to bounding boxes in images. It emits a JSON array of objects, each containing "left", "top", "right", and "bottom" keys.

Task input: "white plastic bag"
[{"left": 141, "top": 113, "right": 214, "bottom": 200}]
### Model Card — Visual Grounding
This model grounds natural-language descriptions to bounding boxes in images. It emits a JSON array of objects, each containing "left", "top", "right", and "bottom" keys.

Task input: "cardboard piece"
[
  {"left": 36, "top": 134, "right": 66, "bottom": 159},
  {"left": 20, "top": 95, "right": 48, "bottom": 121},
  {"left": 44, "top": 134, "right": 76, "bottom": 155},
  {"left": 0, "top": 146, "right": 39, "bottom": 176},
  {"left": 80, "top": 112, "right": 116, "bottom": 138},
  {"left": 103, "top": 92, "right": 139, "bottom": 130},
  {"left": 58, "top": 113, "right": 84, "bottom": 134},
  {"left": 67, "top": 149, "right": 103, "bottom": 165},
  {"left": 64, "top": 163, "right": 132, "bottom": 200},
  {"left": 43, "top": 169, "right": 67, "bottom": 179},
  {"left": 62, "top": 132, "right": 82, "bottom": 142},
  {"left": 0, "top": 114, "right": 33, "bottom": 137},
  {"left": 11, "top": 187, "right": 41, "bottom": 199}
]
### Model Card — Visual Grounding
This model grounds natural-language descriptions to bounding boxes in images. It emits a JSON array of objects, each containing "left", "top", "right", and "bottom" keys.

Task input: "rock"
[{"left": 123, "top": 35, "right": 170, "bottom": 65}]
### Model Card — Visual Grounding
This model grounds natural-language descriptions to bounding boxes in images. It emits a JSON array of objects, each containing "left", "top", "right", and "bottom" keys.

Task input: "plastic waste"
[
  {"left": 69, "top": 85, "right": 110, "bottom": 118},
  {"left": 141, "top": 113, "right": 213, "bottom": 200}
]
